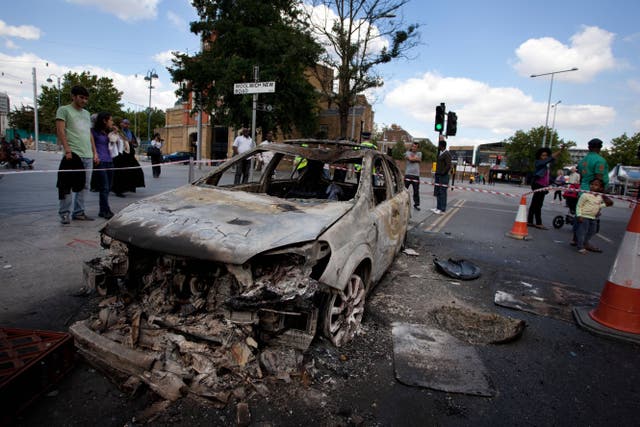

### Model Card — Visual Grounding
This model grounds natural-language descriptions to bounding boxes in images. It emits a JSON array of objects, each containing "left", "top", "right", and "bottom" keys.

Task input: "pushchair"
[
  {"left": 552, "top": 183, "right": 578, "bottom": 229},
  {"left": 552, "top": 183, "right": 599, "bottom": 232}
]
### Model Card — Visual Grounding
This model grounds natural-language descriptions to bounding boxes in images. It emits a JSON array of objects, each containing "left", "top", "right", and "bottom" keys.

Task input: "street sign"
[{"left": 233, "top": 81, "right": 276, "bottom": 95}]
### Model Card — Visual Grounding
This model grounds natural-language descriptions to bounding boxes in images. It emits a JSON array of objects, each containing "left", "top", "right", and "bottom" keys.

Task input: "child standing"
[{"left": 575, "top": 177, "right": 613, "bottom": 254}]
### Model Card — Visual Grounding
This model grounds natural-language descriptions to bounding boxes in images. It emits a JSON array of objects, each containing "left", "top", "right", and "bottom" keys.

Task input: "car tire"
[{"left": 321, "top": 271, "right": 366, "bottom": 347}]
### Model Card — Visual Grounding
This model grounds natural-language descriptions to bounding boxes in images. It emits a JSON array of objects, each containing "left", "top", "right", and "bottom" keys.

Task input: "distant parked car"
[{"left": 163, "top": 151, "right": 195, "bottom": 164}]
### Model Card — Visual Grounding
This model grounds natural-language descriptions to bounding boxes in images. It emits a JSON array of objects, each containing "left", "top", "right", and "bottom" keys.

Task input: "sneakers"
[
  {"left": 430, "top": 208, "right": 444, "bottom": 215},
  {"left": 60, "top": 214, "right": 70, "bottom": 225},
  {"left": 414, "top": 205, "right": 421, "bottom": 211},
  {"left": 72, "top": 213, "right": 94, "bottom": 221}
]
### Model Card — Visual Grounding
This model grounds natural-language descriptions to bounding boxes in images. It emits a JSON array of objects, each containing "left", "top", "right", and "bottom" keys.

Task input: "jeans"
[
  {"left": 575, "top": 217, "right": 597, "bottom": 250},
  {"left": 404, "top": 174, "right": 420, "bottom": 207},
  {"left": 59, "top": 157, "right": 93, "bottom": 217},
  {"left": 234, "top": 159, "right": 251, "bottom": 184},
  {"left": 94, "top": 161, "right": 114, "bottom": 215},
  {"left": 434, "top": 174, "right": 449, "bottom": 212}
]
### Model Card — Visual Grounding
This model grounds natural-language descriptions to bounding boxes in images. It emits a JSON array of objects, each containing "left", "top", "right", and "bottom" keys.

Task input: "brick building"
[{"left": 158, "top": 63, "right": 374, "bottom": 160}]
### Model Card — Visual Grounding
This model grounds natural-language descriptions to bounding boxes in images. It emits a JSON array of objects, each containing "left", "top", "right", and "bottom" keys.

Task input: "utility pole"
[
  {"left": 32, "top": 67, "right": 39, "bottom": 153},
  {"left": 251, "top": 65, "right": 259, "bottom": 143}
]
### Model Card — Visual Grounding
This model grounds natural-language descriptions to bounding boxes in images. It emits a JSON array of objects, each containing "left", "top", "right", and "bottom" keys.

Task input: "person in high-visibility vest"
[
  {"left": 354, "top": 133, "right": 376, "bottom": 181},
  {"left": 294, "top": 143, "right": 308, "bottom": 175}
]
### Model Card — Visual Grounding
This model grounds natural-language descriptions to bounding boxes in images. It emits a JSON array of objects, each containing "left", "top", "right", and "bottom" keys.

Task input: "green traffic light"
[{"left": 436, "top": 124, "right": 443, "bottom": 130}]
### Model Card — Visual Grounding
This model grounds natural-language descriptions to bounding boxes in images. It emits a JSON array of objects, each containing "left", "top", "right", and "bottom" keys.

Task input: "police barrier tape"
[
  {"left": 400, "top": 175, "right": 639, "bottom": 205},
  {"left": 0, "top": 158, "right": 229, "bottom": 175},
  {"left": 2, "top": 157, "right": 638, "bottom": 206}
]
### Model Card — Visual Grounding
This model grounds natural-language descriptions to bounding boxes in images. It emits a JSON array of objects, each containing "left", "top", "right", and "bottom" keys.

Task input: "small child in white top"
[{"left": 575, "top": 177, "right": 613, "bottom": 254}]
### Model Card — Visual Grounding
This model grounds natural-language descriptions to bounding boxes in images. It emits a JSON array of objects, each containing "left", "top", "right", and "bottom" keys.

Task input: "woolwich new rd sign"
[{"left": 233, "top": 81, "right": 276, "bottom": 95}]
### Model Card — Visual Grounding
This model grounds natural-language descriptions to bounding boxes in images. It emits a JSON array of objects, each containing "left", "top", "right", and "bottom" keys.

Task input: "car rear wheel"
[{"left": 322, "top": 272, "right": 366, "bottom": 347}]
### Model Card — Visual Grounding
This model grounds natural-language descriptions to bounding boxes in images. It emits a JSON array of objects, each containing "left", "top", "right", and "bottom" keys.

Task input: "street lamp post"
[
  {"left": 530, "top": 67, "right": 578, "bottom": 147},
  {"left": 144, "top": 69, "right": 159, "bottom": 142},
  {"left": 550, "top": 100, "right": 561, "bottom": 146},
  {"left": 46, "top": 74, "right": 61, "bottom": 108}
]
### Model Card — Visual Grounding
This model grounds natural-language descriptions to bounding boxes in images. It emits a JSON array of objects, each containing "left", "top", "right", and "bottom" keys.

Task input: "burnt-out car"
[{"left": 88, "top": 140, "right": 410, "bottom": 348}]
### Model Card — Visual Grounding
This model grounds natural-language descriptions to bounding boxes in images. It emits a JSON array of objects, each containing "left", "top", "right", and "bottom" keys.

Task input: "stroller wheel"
[{"left": 552, "top": 215, "right": 565, "bottom": 229}]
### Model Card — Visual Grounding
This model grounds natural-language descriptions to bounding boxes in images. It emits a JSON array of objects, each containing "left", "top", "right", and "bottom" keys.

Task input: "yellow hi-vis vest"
[
  {"left": 354, "top": 141, "right": 377, "bottom": 172},
  {"left": 294, "top": 144, "right": 308, "bottom": 170}
]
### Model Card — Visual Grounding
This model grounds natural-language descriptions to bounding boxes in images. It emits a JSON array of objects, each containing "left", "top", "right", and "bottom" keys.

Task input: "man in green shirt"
[
  {"left": 56, "top": 85, "right": 98, "bottom": 224},
  {"left": 578, "top": 138, "right": 609, "bottom": 191}
]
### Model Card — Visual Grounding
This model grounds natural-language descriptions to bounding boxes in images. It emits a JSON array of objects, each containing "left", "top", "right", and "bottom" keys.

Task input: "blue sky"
[{"left": 1, "top": 0, "right": 638, "bottom": 148}]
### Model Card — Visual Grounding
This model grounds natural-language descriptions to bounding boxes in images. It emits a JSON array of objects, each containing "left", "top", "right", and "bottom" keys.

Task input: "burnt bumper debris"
[{"left": 74, "top": 239, "right": 326, "bottom": 405}]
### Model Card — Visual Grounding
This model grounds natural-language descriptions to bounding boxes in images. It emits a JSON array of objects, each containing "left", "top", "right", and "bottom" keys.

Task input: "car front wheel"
[{"left": 322, "top": 272, "right": 366, "bottom": 347}]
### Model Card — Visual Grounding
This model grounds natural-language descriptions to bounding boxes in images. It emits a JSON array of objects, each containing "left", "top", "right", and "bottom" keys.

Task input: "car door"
[{"left": 369, "top": 155, "right": 409, "bottom": 283}]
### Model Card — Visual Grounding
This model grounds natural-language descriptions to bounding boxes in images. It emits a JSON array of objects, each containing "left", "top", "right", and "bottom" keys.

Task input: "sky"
[{"left": 0, "top": 0, "right": 638, "bottom": 149}]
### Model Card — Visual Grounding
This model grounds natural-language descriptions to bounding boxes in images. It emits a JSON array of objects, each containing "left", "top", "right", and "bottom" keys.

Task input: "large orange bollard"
[
  {"left": 506, "top": 195, "right": 530, "bottom": 240},
  {"left": 574, "top": 203, "right": 640, "bottom": 343}
]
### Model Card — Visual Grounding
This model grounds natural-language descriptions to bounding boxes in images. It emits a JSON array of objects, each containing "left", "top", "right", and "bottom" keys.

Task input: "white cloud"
[
  {"left": 0, "top": 52, "right": 178, "bottom": 117},
  {"left": 5, "top": 39, "right": 19, "bottom": 49},
  {"left": 0, "top": 19, "right": 41, "bottom": 40},
  {"left": 153, "top": 50, "right": 178, "bottom": 67},
  {"left": 381, "top": 71, "right": 615, "bottom": 142},
  {"left": 513, "top": 26, "right": 616, "bottom": 83},
  {"left": 167, "top": 11, "right": 186, "bottom": 30},
  {"left": 628, "top": 79, "right": 640, "bottom": 94},
  {"left": 66, "top": 0, "right": 159, "bottom": 22},
  {"left": 301, "top": 3, "right": 389, "bottom": 63}
]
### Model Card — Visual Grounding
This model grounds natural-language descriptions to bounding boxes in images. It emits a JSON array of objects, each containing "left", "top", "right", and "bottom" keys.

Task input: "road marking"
[
  {"left": 595, "top": 233, "right": 613, "bottom": 244},
  {"left": 66, "top": 238, "right": 99, "bottom": 248},
  {"left": 425, "top": 199, "right": 465, "bottom": 233}
]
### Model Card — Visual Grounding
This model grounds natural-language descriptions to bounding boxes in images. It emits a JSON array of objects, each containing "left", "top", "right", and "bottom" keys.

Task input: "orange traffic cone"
[
  {"left": 574, "top": 203, "right": 640, "bottom": 343},
  {"left": 506, "top": 195, "right": 530, "bottom": 240}
]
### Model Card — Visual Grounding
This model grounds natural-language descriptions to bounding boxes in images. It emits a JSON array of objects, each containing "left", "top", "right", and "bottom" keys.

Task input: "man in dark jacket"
[{"left": 431, "top": 137, "right": 452, "bottom": 214}]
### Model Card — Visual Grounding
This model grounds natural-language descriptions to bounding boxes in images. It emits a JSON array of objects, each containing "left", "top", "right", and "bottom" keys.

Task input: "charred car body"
[{"left": 88, "top": 140, "right": 410, "bottom": 348}]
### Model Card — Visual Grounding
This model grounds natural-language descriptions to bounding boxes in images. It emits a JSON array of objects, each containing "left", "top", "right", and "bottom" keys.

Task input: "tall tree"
[
  {"left": 602, "top": 132, "right": 640, "bottom": 167},
  {"left": 303, "top": 0, "right": 419, "bottom": 137},
  {"left": 7, "top": 105, "right": 36, "bottom": 133},
  {"left": 169, "top": 0, "right": 323, "bottom": 136},
  {"left": 504, "top": 126, "right": 574, "bottom": 172},
  {"left": 38, "top": 71, "right": 125, "bottom": 133}
]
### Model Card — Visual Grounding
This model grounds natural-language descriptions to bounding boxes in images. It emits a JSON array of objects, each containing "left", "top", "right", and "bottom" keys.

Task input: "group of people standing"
[
  {"left": 526, "top": 138, "right": 612, "bottom": 254},
  {"left": 56, "top": 85, "right": 144, "bottom": 224}
]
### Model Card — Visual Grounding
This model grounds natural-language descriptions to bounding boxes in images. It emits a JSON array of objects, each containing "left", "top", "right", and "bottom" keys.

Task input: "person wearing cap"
[{"left": 578, "top": 138, "right": 608, "bottom": 192}]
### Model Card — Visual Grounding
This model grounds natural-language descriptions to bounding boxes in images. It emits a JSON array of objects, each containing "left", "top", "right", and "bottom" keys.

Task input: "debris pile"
[{"left": 71, "top": 249, "right": 318, "bottom": 408}]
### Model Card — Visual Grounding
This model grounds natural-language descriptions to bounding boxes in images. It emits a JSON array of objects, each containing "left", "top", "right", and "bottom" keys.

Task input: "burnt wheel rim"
[{"left": 324, "top": 273, "right": 366, "bottom": 347}]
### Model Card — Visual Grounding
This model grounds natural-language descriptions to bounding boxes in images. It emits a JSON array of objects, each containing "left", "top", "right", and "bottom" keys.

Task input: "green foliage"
[
  {"left": 37, "top": 71, "right": 125, "bottom": 133},
  {"left": 170, "top": 0, "right": 322, "bottom": 136},
  {"left": 419, "top": 139, "right": 437, "bottom": 162},
  {"left": 391, "top": 140, "right": 406, "bottom": 160},
  {"left": 390, "top": 139, "right": 435, "bottom": 162},
  {"left": 602, "top": 132, "right": 640, "bottom": 166},
  {"left": 7, "top": 105, "right": 36, "bottom": 132},
  {"left": 118, "top": 108, "right": 166, "bottom": 142},
  {"left": 504, "top": 126, "right": 574, "bottom": 172}
]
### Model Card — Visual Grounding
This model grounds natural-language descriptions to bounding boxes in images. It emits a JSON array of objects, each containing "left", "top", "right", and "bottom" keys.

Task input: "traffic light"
[
  {"left": 446, "top": 111, "right": 457, "bottom": 136},
  {"left": 434, "top": 104, "right": 445, "bottom": 133}
]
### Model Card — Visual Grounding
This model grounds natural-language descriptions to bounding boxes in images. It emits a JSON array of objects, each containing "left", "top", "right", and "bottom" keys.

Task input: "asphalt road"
[{"left": 1, "top": 150, "right": 639, "bottom": 426}]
